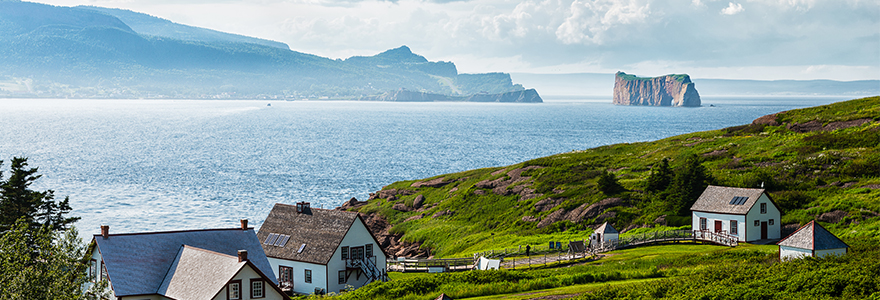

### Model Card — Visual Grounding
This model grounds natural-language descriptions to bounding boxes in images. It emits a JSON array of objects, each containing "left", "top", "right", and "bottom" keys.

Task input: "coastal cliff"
[
  {"left": 372, "top": 88, "right": 543, "bottom": 103},
  {"left": 613, "top": 72, "right": 701, "bottom": 107}
]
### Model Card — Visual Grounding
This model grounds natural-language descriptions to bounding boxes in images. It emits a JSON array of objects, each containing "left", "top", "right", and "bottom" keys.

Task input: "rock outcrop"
[{"left": 612, "top": 72, "right": 701, "bottom": 107}]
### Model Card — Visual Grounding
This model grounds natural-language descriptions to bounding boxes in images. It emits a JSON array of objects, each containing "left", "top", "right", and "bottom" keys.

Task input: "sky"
[{"left": 35, "top": 0, "right": 880, "bottom": 81}]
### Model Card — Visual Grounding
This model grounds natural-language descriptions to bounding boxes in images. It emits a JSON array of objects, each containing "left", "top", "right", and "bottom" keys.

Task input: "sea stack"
[{"left": 612, "top": 72, "right": 701, "bottom": 107}]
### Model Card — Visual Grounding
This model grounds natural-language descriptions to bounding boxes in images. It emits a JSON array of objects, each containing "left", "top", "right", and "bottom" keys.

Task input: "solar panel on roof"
[
  {"left": 729, "top": 197, "right": 739, "bottom": 205},
  {"left": 265, "top": 233, "right": 280, "bottom": 245},
  {"left": 728, "top": 196, "right": 749, "bottom": 205},
  {"left": 275, "top": 235, "right": 290, "bottom": 247},
  {"left": 297, "top": 244, "right": 306, "bottom": 253},
  {"left": 737, "top": 196, "right": 749, "bottom": 205},
  {"left": 263, "top": 233, "right": 276, "bottom": 244}
]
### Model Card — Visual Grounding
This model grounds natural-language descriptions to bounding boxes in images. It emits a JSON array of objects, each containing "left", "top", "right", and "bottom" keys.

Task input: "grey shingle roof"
[
  {"left": 93, "top": 227, "right": 275, "bottom": 297},
  {"left": 158, "top": 246, "right": 246, "bottom": 300},
  {"left": 257, "top": 203, "right": 359, "bottom": 265},
  {"left": 595, "top": 222, "right": 618, "bottom": 234},
  {"left": 690, "top": 185, "right": 767, "bottom": 215},
  {"left": 777, "top": 220, "right": 849, "bottom": 250}
]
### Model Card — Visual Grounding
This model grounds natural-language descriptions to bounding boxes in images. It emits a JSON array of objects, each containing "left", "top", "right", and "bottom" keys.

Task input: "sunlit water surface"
[{"left": 0, "top": 96, "right": 848, "bottom": 239}]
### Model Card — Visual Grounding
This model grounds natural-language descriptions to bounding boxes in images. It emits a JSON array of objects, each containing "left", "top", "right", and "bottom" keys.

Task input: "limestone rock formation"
[{"left": 612, "top": 72, "right": 701, "bottom": 107}]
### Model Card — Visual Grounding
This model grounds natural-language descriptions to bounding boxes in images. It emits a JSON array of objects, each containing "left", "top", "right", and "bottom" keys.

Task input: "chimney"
[
  {"left": 100, "top": 225, "right": 109, "bottom": 239},
  {"left": 238, "top": 250, "right": 248, "bottom": 263},
  {"left": 240, "top": 219, "right": 248, "bottom": 230}
]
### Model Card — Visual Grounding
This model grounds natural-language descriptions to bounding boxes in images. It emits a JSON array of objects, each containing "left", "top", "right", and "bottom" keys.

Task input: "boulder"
[{"left": 413, "top": 195, "right": 426, "bottom": 209}]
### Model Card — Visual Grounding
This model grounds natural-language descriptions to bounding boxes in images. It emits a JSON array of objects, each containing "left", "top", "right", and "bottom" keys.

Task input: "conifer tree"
[
  {"left": 0, "top": 157, "right": 79, "bottom": 233},
  {"left": 668, "top": 155, "right": 714, "bottom": 215},
  {"left": 645, "top": 158, "right": 672, "bottom": 192},
  {"left": 598, "top": 170, "right": 625, "bottom": 195}
]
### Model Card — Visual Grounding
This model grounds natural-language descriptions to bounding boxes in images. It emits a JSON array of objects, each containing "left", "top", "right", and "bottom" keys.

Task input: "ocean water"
[{"left": 0, "top": 96, "right": 849, "bottom": 239}]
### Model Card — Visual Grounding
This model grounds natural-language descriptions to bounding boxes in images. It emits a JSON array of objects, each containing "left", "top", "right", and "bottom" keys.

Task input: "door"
[
  {"left": 714, "top": 220, "right": 722, "bottom": 233},
  {"left": 350, "top": 246, "right": 364, "bottom": 260},
  {"left": 761, "top": 222, "right": 768, "bottom": 239}
]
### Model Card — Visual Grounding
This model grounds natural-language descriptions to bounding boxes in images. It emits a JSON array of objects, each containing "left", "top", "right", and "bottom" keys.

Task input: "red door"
[
  {"left": 714, "top": 220, "right": 722, "bottom": 233},
  {"left": 761, "top": 222, "right": 768, "bottom": 239}
]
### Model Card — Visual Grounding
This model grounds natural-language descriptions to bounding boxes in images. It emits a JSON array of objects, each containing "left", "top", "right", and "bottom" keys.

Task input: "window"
[
  {"left": 769, "top": 219, "right": 774, "bottom": 225},
  {"left": 338, "top": 270, "right": 347, "bottom": 284},
  {"left": 101, "top": 261, "right": 108, "bottom": 281},
  {"left": 305, "top": 269, "right": 312, "bottom": 283},
  {"left": 228, "top": 280, "right": 242, "bottom": 300},
  {"left": 754, "top": 220, "right": 760, "bottom": 227},
  {"left": 730, "top": 220, "right": 738, "bottom": 235},
  {"left": 251, "top": 279, "right": 265, "bottom": 298},
  {"left": 279, "top": 266, "right": 293, "bottom": 286},
  {"left": 760, "top": 203, "right": 767, "bottom": 214},
  {"left": 89, "top": 259, "right": 97, "bottom": 282},
  {"left": 699, "top": 218, "right": 707, "bottom": 230},
  {"left": 366, "top": 244, "right": 373, "bottom": 258},
  {"left": 341, "top": 246, "right": 349, "bottom": 260}
]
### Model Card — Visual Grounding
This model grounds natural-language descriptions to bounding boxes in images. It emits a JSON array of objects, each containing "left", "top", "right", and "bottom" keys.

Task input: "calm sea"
[{"left": 0, "top": 96, "right": 849, "bottom": 239}]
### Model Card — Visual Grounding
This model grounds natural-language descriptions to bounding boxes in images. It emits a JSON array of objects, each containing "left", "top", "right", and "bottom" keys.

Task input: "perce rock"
[{"left": 613, "top": 72, "right": 701, "bottom": 107}]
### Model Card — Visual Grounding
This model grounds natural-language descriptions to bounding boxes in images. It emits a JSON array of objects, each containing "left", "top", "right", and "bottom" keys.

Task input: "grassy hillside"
[{"left": 351, "top": 96, "right": 879, "bottom": 258}]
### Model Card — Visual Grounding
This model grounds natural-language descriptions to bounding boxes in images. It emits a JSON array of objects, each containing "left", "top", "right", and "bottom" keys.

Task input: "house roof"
[
  {"left": 595, "top": 222, "right": 618, "bottom": 234},
  {"left": 93, "top": 227, "right": 275, "bottom": 297},
  {"left": 158, "top": 246, "right": 247, "bottom": 300},
  {"left": 777, "top": 220, "right": 849, "bottom": 250},
  {"left": 690, "top": 185, "right": 767, "bottom": 215},
  {"left": 257, "top": 203, "right": 362, "bottom": 265}
]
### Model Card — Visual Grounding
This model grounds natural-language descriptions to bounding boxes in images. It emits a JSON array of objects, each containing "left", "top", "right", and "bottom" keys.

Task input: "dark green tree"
[
  {"left": 645, "top": 158, "right": 672, "bottom": 192},
  {"left": 598, "top": 170, "right": 625, "bottom": 195},
  {"left": 668, "top": 155, "right": 714, "bottom": 215},
  {"left": 0, "top": 157, "right": 79, "bottom": 233},
  {"left": 0, "top": 218, "right": 87, "bottom": 299}
]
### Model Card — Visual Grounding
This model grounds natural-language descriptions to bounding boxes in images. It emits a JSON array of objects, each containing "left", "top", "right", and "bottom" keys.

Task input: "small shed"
[
  {"left": 777, "top": 220, "right": 849, "bottom": 261},
  {"left": 476, "top": 256, "right": 501, "bottom": 270},
  {"left": 591, "top": 222, "right": 618, "bottom": 247}
]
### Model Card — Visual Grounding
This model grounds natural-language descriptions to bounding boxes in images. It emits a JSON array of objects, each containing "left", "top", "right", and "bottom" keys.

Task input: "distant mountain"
[
  {"left": 78, "top": 6, "right": 290, "bottom": 50},
  {"left": 0, "top": 1, "right": 524, "bottom": 99},
  {"left": 511, "top": 73, "right": 880, "bottom": 97}
]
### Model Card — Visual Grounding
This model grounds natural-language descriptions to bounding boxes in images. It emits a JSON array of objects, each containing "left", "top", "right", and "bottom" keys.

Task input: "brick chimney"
[
  {"left": 100, "top": 225, "right": 109, "bottom": 239},
  {"left": 238, "top": 250, "right": 248, "bottom": 262},
  {"left": 240, "top": 219, "right": 248, "bottom": 230}
]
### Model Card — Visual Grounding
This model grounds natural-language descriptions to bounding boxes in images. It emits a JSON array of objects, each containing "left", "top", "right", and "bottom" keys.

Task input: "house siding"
[
  {"left": 780, "top": 245, "right": 812, "bottom": 261},
  {"left": 326, "top": 219, "right": 388, "bottom": 293},
  {"left": 212, "top": 266, "right": 285, "bottom": 300},
  {"left": 266, "top": 257, "right": 327, "bottom": 295},
  {"left": 691, "top": 211, "right": 747, "bottom": 241},
  {"left": 744, "top": 194, "right": 781, "bottom": 241},
  {"left": 815, "top": 248, "right": 847, "bottom": 258}
]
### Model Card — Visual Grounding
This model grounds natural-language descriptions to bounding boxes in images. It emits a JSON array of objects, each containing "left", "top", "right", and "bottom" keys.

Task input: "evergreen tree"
[
  {"left": 0, "top": 157, "right": 79, "bottom": 233},
  {"left": 0, "top": 219, "right": 87, "bottom": 300},
  {"left": 598, "top": 170, "right": 625, "bottom": 195},
  {"left": 668, "top": 155, "right": 714, "bottom": 215},
  {"left": 645, "top": 158, "right": 672, "bottom": 192}
]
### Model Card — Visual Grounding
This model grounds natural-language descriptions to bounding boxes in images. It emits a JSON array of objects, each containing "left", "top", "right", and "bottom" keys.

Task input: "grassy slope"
[{"left": 352, "top": 97, "right": 879, "bottom": 258}]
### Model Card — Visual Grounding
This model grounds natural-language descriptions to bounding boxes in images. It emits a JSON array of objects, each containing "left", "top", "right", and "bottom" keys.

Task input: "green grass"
[
  {"left": 321, "top": 240, "right": 879, "bottom": 299},
  {"left": 350, "top": 96, "right": 880, "bottom": 258}
]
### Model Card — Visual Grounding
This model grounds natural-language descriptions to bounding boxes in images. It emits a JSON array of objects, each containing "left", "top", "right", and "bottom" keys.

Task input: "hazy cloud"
[
  {"left": 34, "top": 0, "right": 880, "bottom": 80},
  {"left": 721, "top": 2, "right": 744, "bottom": 15}
]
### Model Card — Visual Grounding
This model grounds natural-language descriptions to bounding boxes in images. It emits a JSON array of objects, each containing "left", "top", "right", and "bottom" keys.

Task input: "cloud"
[
  {"left": 720, "top": 2, "right": 744, "bottom": 15},
  {"left": 33, "top": 0, "right": 880, "bottom": 80}
]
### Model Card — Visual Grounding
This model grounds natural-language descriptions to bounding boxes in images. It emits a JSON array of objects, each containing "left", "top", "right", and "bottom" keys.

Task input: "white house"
[
  {"left": 777, "top": 220, "right": 849, "bottom": 261},
  {"left": 590, "top": 222, "right": 618, "bottom": 248},
  {"left": 86, "top": 221, "right": 286, "bottom": 300},
  {"left": 690, "top": 185, "right": 781, "bottom": 242},
  {"left": 257, "top": 202, "right": 388, "bottom": 295}
]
